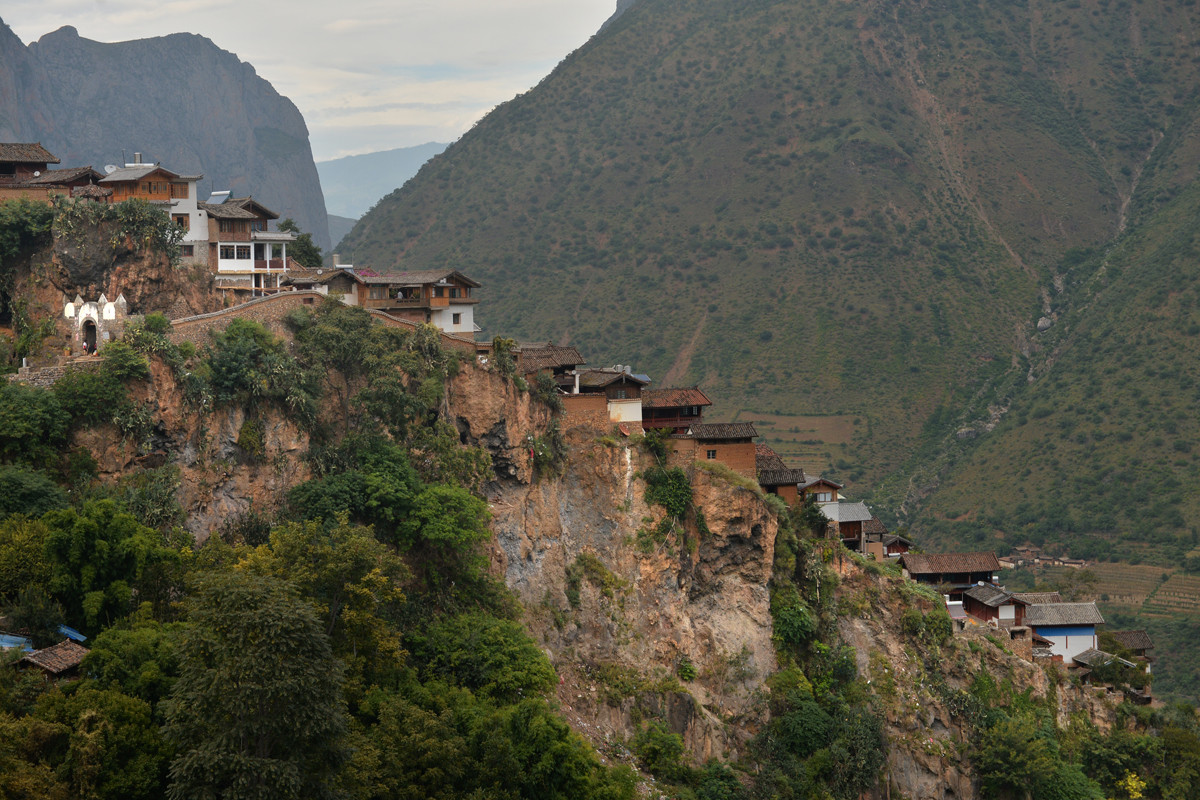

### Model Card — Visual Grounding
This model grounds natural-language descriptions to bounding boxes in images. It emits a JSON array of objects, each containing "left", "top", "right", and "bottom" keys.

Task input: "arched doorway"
[{"left": 82, "top": 320, "right": 97, "bottom": 355}]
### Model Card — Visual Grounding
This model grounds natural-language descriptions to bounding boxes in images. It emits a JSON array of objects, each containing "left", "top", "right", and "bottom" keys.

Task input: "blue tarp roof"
[
  {"left": 0, "top": 633, "right": 33, "bottom": 652},
  {"left": 57, "top": 624, "right": 87, "bottom": 643}
]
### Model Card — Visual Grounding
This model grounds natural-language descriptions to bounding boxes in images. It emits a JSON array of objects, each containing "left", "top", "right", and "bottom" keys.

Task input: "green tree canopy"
[{"left": 164, "top": 571, "right": 348, "bottom": 800}]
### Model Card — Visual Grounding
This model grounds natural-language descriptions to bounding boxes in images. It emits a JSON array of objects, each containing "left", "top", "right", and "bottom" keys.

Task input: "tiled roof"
[
  {"left": 642, "top": 387, "right": 712, "bottom": 409},
  {"left": 755, "top": 444, "right": 788, "bottom": 471},
  {"left": 824, "top": 500, "right": 873, "bottom": 523},
  {"left": 863, "top": 517, "right": 888, "bottom": 536},
  {"left": 577, "top": 368, "right": 650, "bottom": 388},
  {"left": 24, "top": 166, "right": 102, "bottom": 184},
  {"left": 758, "top": 469, "right": 807, "bottom": 486},
  {"left": 520, "top": 343, "right": 586, "bottom": 373},
  {"left": 200, "top": 201, "right": 258, "bottom": 219},
  {"left": 801, "top": 476, "right": 844, "bottom": 490},
  {"left": 963, "top": 583, "right": 1014, "bottom": 607},
  {"left": 1073, "top": 648, "right": 1136, "bottom": 669},
  {"left": 228, "top": 197, "right": 279, "bottom": 220},
  {"left": 353, "top": 269, "right": 480, "bottom": 288},
  {"left": 1012, "top": 592, "right": 1063, "bottom": 604},
  {"left": 0, "top": 143, "right": 59, "bottom": 163},
  {"left": 1026, "top": 602, "right": 1104, "bottom": 627},
  {"left": 22, "top": 640, "right": 89, "bottom": 674},
  {"left": 900, "top": 551, "right": 1001, "bottom": 575},
  {"left": 99, "top": 164, "right": 180, "bottom": 183},
  {"left": 688, "top": 422, "right": 757, "bottom": 440},
  {"left": 1109, "top": 630, "right": 1154, "bottom": 651},
  {"left": 72, "top": 185, "right": 113, "bottom": 199}
]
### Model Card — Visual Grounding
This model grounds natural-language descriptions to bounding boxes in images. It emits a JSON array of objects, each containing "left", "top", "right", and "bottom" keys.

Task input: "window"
[
  {"left": 171, "top": 182, "right": 188, "bottom": 198},
  {"left": 450, "top": 287, "right": 461, "bottom": 298},
  {"left": 452, "top": 313, "right": 461, "bottom": 325},
  {"left": 706, "top": 450, "right": 717, "bottom": 459},
  {"left": 816, "top": 492, "right": 832, "bottom": 503},
  {"left": 180, "top": 245, "right": 195, "bottom": 257},
  {"left": 369, "top": 288, "right": 385, "bottom": 300},
  {"left": 0, "top": 163, "right": 14, "bottom": 175},
  {"left": 172, "top": 214, "right": 189, "bottom": 231},
  {"left": 236, "top": 245, "right": 251, "bottom": 259},
  {"left": 433, "top": 286, "right": 444, "bottom": 297},
  {"left": 219, "top": 245, "right": 235, "bottom": 259},
  {"left": 219, "top": 219, "right": 233, "bottom": 233},
  {"left": 251, "top": 220, "right": 267, "bottom": 232},
  {"left": 613, "top": 388, "right": 627, "bottom": 400}
]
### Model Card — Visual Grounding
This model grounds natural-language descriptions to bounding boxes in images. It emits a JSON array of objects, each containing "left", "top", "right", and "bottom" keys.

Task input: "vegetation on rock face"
[{"left": 0, "top": 304, "right": 640, "bottom": 798}]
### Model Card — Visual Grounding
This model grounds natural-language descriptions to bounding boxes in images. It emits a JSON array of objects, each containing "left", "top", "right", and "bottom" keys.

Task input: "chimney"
[
  {"left": 332, "top": 253, "right": 341, "bottom": 267},
  {"left": 573, "top": 371, "right": 580, "bottom": 394},
  {"left": 133, "top": 153, "right": 142, "bottom": 164}
]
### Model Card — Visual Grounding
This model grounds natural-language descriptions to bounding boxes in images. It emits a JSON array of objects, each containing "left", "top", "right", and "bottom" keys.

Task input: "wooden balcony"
[
  {"left": 253, "top": 259, "right": 286, "bottom": 271},
  {"left": 363, "top": 296, "right": 425, "bottom": 310}
]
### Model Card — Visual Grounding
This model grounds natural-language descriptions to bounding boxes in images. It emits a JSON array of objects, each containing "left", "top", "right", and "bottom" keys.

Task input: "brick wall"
[
  {"left": 5, "top": 358, "right": 102, "bottom": 388},
  {"left": 695, "top": 440, "right": 757, "bottom": 479},
  {"left": 563, "top": 394, "right": 609, "bottom": 430}
]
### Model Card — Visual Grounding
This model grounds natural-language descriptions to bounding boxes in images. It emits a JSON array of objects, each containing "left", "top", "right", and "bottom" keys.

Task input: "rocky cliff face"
[{"left": 0, "top": 19, "right": 330, "bottom": 251}]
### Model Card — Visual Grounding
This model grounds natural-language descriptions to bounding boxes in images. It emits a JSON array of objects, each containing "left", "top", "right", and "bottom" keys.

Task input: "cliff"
[
  {"left": 0, "top": 19, "right": 330, "bottom": 251},
  {"left": 51, "top": 338, "right": 1136, "bottom": 797}
]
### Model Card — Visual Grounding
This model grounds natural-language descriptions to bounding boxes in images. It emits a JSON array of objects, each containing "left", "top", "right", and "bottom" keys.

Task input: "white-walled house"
[
  {"left": 98, "top": 156, "right": 209, "bottom": 263},
  {"left": 1025, "top": 602, "right": 1105, "bottom": 664}
]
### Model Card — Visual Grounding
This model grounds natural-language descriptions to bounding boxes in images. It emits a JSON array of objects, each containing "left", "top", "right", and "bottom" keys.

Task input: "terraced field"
[
  {"left": 1089, "top": 563, "right": 1172, "bottom": 608},
  {"left": 1143, "top": 574, "right": 1200, "bottom": 616}
]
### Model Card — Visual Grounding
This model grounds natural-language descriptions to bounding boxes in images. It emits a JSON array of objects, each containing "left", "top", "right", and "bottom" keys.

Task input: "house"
[
  {"left": 576, "top": 367, "right": 651, "bottom": 428},
  {"left": 23, "top": 165, "right": 104, "bottom": 192},
  {"left": 344, "top": 269, "right": 480, "bottom": 337},
  {"left": 20, "top": 640, "right": 89, "bottom": 677},
  {"left": 899, "top": 552, "right": 1001, "bottom": 596},
  {"left": 1072, "top": 648, "right": 1139, "bottom": 686},
  {"left": 1107, "top": 629, "right": 1154, "bottom": 674},
  {"left": 200, "top": 194, "right": 297, "bottom": 293},
  {"left": 98, "top": 156, "right": 212, "bottom": 265},
  {"left": 0, "top": 142, "right": 59, "bottom": 183},
  {"left": 800, "top": 476, "right": 843, "bottom": 505},
  {"left": 755, "top": 444, "right": 807, "bottom": 503},
  {"left": 962, "top": 583, "right": 1029, "bottom": 628},
  {"left": 62, "top": 293, "right": 130, "bottom": 356},
  {"left": 642, "top": 387, "right": 713, "bottom": 433},
  {"left": 825, "top": 501, "right": 874, "bottom": 549},
  {"left": 862, "top": 518, "right": 911, "bottom": 558},
  {"left": 1024, "top": 602, "right": 1105, "bottom": 665},
  {"left": 679, "top": 422, "right": 759, "bottom": 479},
  {"left": 1012, "top": 591, "right": 1062, "bottom": 605},
  {"left": 518, "top": 343, "right": 587, "bottom": 388}
]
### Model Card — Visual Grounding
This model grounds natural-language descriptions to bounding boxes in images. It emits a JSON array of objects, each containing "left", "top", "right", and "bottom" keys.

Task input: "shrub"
[{"left": 0, "top": 465, "right": 68, "bottom": 518}]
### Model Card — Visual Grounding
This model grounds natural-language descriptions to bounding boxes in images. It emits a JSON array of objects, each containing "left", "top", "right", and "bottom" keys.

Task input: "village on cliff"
[{"left": 0, "top": 142, "right": 1156, "bottom": 695}]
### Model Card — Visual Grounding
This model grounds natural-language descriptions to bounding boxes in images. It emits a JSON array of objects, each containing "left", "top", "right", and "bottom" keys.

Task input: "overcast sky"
[{"left": 3, "top": 0, "right": 616, "bottom": 161}]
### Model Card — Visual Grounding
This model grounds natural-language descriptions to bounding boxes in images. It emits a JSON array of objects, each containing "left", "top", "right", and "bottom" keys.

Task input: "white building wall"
[
  {"left": 430, "top": 304, "right": 475, "bottom": 336},
  {"left": 1041, "top": 631, "right": 1097, "bottom": 663},
  {"left": 608, "top": 398, "right": 643, "bottom": 423}
]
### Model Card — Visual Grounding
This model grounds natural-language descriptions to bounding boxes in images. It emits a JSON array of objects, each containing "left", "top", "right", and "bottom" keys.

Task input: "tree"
[
  {"left": 0, "top": 467, "right": 68, "bottom": 518},
  {"left": 164, "top": 571, "right": 347, "bottom": 800},
  {"left": 238, "top": 518, "right": 408, "bottom": 693},
  {"left": 278, "top": 218, "right": 323, "bottom": 268}
]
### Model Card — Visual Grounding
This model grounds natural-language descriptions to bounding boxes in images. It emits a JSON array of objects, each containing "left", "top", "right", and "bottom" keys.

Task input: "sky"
[{"left": 2, "top": 0, "right": 616, "bottom": 161}]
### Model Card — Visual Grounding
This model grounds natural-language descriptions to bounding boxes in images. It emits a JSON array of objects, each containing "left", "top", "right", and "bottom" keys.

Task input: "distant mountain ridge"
[
  {"left": 0, "top": 20, "right": 330, "bottom": 250},
  {"left": 340, "top": 0, "right": 1200, "bottom": 566},
  {"left": 317, "top": 142, "right": 448, "bottom": 221}
]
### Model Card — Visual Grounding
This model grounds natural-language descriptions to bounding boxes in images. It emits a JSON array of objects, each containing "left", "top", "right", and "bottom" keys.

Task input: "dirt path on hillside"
[{"left": 661, "top": 311, "right": 707, "bottom": 386}]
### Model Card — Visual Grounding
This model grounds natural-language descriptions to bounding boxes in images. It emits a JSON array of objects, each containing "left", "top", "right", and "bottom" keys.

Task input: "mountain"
[
  {"left": 0, "top": 20, "right": 330, "bottom": 250},
  {"left": 339, "top": 0, "right": 1200, "bottom": 535},
  {"left": 327, "top": 214, "right": 359, "bottom": 252},
  {"left": 317, "top": 142, "right": 447, "bottom": 220}
]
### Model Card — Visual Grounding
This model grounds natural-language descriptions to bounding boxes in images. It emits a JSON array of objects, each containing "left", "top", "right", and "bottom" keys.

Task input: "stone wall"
[
  {"left": 167, "top": 290, "right": 484, "bottom": 355},
  {"left": 6, "top": 358, "right": 102, "bottom": 388}
]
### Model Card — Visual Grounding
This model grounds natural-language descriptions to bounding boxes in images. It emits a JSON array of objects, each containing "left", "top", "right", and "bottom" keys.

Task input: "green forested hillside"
[{"left": 341, "top": 0, "right": 1200, "bottom": 498}]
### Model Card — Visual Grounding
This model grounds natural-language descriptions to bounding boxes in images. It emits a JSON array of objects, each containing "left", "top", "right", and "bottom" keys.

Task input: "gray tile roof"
[
  {"left": 1073, "top": 648, "right": 1136, "bottom": 669},
  {"left": 688, "top": 422, "right": 757, "bottom": 440},
  {"left": 0, "top": 142, "right": 59, "bottom": 163},
  {"left": 900, "top": 552, "right": 1001, "bottom": 575},
  {"left": 1025, "top": 602, "right": 1104, "bottom": 626},
  {"left": 963, "top": 583, "right": 1015, "bottom": 607},
  {"left": 1109, "top": 630, "right": 1153, "bottom": 651},
  {"left": 1012, "top": 592, "right": 1063, "bottom": 604},
  {"left": 23, "top": 166, "right": 102, "bottom": 184},
  {"left": 99, "top": 164, "right": 180, "bottom": 183},
  {"left": 353, "top": 269, "right": 480, "bottom": 287}
]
